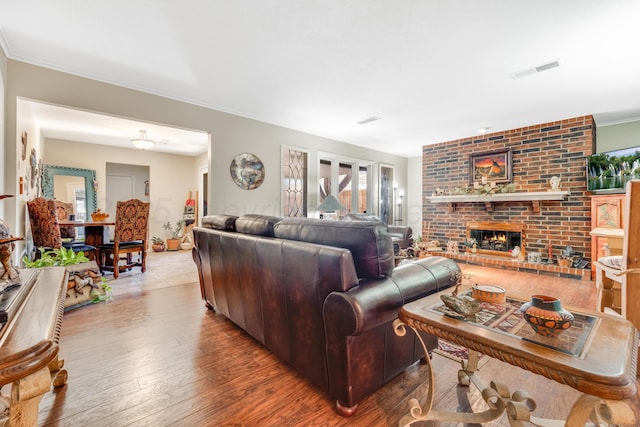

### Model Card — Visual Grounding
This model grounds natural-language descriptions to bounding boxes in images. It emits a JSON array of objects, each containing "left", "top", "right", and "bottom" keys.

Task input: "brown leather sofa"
[{"left": 191, "top": 214, "right": 460, "bottom": 416}]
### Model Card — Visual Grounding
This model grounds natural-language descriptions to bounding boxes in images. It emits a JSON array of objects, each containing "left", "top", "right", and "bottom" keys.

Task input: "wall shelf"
[{"left": 426, "top": 191, "right": 570, "bottom": 213}]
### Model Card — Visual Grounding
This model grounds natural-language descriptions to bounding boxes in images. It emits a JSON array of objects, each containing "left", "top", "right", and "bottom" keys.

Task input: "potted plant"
[
  {"left": 163, "top": 220, "right": 185, "bottom": 251},
  {"left": 151, "top": 236, "right": 166, "bottom": 252},
  {"left": 23, "top": 246, "right": 91, "bottom": 267},
  {"left": 22, "top": 247, "right": 112, "bottom": 307}
]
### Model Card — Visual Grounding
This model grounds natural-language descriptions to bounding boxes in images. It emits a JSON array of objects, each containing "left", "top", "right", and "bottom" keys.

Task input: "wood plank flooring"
[{"left": 36, "top": 251, "right": 639, "bottom": 426}]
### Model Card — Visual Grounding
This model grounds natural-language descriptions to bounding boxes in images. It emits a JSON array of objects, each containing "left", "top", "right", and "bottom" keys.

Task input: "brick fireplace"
[{"left": 422, "top": 116, "right": 595, "bottom": 280}]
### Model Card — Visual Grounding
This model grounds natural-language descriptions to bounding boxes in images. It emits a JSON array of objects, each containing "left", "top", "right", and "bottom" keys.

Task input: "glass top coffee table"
[{"left": 395, "top": 288, "right": 638, "bottom": 426}]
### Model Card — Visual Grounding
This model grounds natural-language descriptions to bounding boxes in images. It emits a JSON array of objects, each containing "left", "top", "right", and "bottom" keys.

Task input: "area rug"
[{"left": 434, "top": 339, "right": 491, "bottom": 368}]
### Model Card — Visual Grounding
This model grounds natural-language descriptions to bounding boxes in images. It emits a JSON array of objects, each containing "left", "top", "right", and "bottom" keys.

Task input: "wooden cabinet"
[{"left": 590, "top": 194, "right": 625, "bottom": 278}]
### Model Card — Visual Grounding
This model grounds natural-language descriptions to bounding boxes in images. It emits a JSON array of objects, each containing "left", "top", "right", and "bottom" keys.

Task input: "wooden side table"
[{"left": 395, "top": 289, "right": 637, "bottom": 426}]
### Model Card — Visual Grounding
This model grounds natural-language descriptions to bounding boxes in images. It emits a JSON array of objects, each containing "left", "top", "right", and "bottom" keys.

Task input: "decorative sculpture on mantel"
[{"left": 0, "top": 195, "right": 23, "bottom": 288}]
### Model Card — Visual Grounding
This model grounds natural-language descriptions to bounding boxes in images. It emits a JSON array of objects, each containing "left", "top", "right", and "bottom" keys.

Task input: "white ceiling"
[{"left": 2, "top": 1, "right": 640, "bottom": 158}]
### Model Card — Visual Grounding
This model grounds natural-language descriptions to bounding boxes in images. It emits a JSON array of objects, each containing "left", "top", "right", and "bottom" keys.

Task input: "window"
[
  {"left": 379, "top": 164, "right": 394, "bottom": 224},
  {"left": 282, "top": 148, "right": 308, "bottom": 217},
  {"left": 319, "top": 153, "right": 373, "bottom": 215}
]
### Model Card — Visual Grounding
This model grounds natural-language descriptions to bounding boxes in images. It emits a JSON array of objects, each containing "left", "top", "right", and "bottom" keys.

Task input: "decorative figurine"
[
  {"left": 440, "top": 270, "right": 481, "bottom": 319},
  {"left": 549, "top": 176, "right": 561, "bottom": 191},
  {"left": 0, "top": 196, "right": 23, "bottom": 288}
]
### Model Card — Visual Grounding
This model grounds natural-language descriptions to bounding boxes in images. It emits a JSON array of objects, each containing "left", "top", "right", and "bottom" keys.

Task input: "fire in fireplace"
[{"left": 466, "top": 222, "right": 525, "bottom": 258}]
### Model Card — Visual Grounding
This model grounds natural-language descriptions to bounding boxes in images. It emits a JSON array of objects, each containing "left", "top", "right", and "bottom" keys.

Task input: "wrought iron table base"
[{"left": 394, "top": 319, "right": 635, "bottom": 427}]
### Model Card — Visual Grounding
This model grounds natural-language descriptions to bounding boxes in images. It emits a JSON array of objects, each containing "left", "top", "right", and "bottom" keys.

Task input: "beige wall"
[
  {"left": 407, "top": 156, "right": 422, "bottom": 238},
  {"left": 0, "top": 47, "right": 6, "bottom": 218},
  {"left": 4, "top": 59, "right": 408, "bottom": 261},
  {"left": 44, "top": 139, "right": 199, "bottom": 241},
  {"left": 596, "top": 120, "right": 640, "bottom": 153}
]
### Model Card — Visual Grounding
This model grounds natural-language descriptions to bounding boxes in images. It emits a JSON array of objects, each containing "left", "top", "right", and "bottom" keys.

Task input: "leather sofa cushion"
[
  {"left": 273, "top": 218, "right": 394, "bottom": 279},
  {"left": 235, "top": 214, "right": 282, "bottom": 237},
  {"left": 201, "top": 214, "right": 238, "bottom": 231}
]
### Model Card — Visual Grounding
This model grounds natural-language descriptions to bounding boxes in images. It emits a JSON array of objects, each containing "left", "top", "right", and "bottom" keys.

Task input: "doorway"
[
  {"left": 105, "top": 162, "right": 150, "bottom": 237},
  {"left": 199, "top": 166, "right": 208, "bottom": 223}
]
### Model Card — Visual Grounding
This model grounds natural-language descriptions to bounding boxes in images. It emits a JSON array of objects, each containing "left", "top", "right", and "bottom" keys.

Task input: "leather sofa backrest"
[
  {"left": 201, "top": 214, "right": 238, "bottom": 231},
  {"left": 235, "top": 214, "right": 282, "bottom": 237},
  {"left": 273, "top": 217, "right": 394, "bottom": 279}
]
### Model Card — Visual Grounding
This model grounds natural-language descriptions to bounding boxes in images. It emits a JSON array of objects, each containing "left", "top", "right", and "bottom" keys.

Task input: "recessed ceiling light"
[
  {"left": 477, "top": 127, "right": 491, "bottom": 134},
  {"left": 357, "top": 116, "right": 381, "bottom": 125}
]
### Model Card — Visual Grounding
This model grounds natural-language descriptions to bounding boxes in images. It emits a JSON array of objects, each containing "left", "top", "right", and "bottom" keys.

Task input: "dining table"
[{"left": 57, "top": 220, "right": 115, "bottom": 247}]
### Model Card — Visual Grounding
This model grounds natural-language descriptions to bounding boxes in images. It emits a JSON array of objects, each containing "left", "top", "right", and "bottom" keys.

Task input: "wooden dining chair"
[
  {"left": 27, "top": 197, "right": 96, "bottom": 259},
  {"left": 55, "top": 200, "right": 78, "bottom": 239},
  {"left": 98, "top": 199, "right": 150, "bottom": 279}
]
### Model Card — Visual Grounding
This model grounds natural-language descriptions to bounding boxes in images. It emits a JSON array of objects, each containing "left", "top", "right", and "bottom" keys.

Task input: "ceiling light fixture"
[
  {"left": 131, "top": 130, "right": 155, "bottom": 150},
  {"left": 477, "top": 127, "right": 492, "bottom": 134}
]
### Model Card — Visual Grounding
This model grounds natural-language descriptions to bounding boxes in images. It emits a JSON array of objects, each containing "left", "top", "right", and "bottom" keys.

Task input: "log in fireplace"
[{"left": 466, "top": 222, "right": 525, "bottom": 258}]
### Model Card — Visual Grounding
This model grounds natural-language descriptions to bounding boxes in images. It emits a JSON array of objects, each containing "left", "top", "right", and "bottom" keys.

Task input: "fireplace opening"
[{"left": 466, "top": 222, "right": 525, "bottom": 258}]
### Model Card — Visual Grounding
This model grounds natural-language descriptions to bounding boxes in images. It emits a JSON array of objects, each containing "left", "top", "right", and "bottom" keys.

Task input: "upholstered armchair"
[{"left": 98, "top": 199, "right": 149, "bottom": 279}]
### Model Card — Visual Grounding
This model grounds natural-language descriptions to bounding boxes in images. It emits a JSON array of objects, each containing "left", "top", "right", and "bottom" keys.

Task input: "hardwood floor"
[{"left": 36, "top": 251, "right": 639, "bottom": 426}]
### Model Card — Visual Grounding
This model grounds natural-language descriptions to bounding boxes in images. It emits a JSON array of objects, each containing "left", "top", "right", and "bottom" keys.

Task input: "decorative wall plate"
[{"left": 230, "top": 153, "right": 265, "bottom": 190}]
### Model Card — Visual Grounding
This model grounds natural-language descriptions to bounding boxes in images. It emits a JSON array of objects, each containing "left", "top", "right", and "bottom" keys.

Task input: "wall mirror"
[{"left": 42, "top": 165, "right": 97, "bottom": 221}]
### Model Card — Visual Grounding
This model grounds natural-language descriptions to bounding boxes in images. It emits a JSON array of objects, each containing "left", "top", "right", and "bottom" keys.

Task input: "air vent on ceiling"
[
  {"left": 511, "top": 60, "right": 560, "bottom": 79},
  {"left": 357, "top": 116, "right": 381, "bottom": 125}
]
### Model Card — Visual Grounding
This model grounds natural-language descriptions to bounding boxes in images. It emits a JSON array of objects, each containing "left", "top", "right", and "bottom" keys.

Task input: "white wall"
[{"left": 44, "top": 139, "right": 198, "bottom": 243}]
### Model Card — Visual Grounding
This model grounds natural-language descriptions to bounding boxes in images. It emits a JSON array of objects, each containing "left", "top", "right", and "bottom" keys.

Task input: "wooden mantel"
[{"left": 426, "top": 191, "right": 570, "bottom": 213}]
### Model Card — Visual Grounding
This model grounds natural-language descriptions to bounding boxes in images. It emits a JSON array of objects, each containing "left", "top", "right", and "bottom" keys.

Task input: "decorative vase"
[
  {"left": 152, "top": 243, "right": 165, "bottom": 252},
  {"left": 180, "top": 234, "right": 193, "bottom": 251},
  {"left": 520, "top": 295, "right": 574, "bottom": 337}
]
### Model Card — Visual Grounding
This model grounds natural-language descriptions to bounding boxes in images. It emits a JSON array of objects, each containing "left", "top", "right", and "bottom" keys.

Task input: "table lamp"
[{"left": 317, "top": 195, "right": 346, "bottom": 219}]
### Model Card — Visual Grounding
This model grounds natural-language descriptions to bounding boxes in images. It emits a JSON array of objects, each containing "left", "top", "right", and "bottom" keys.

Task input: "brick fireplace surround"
[{"left": 422, "top": 115, "right": 594, "bottom": 281}]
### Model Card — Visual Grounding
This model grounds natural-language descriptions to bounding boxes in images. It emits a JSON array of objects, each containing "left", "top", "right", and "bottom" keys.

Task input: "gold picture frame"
[{"left": 468, "top": 148, "right": 512, "bottom": 185}]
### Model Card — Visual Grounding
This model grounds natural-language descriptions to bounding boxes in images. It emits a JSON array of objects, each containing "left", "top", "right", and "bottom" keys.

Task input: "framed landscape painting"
[{"left": 468, "top": 149, "right": 512, "bottom": 185}]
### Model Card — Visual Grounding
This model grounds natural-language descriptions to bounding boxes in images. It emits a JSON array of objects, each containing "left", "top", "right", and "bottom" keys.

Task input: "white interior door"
[{"left": 106, "top": 174, "right": 134, "bottom": 239}]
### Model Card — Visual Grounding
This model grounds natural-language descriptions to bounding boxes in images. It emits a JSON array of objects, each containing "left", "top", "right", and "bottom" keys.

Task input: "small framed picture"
[{"left": 468, "top": 148, "right": 512, "bottom": 185}]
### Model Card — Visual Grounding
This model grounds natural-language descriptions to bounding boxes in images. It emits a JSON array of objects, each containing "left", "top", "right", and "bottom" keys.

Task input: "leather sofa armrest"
[
  {"left": 387, "top": 226, "right": 413, "bottom": 249},
  {"left": 324, "top": 256, "right": 460, "bottom": 336}
]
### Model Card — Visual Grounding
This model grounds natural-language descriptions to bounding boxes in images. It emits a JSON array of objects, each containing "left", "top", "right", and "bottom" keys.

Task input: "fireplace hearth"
[{"left": 467, "top": 222, "right": 525, "bottom": 258}]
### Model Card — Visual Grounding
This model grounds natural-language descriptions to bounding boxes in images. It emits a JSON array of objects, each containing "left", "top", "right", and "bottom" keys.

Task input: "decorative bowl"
[
  {"left": 471, "top": 285, "right": 506, "bottom": 304},
  {"left": 90, "top": 209, "right": 109, "bottom": 222}
]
